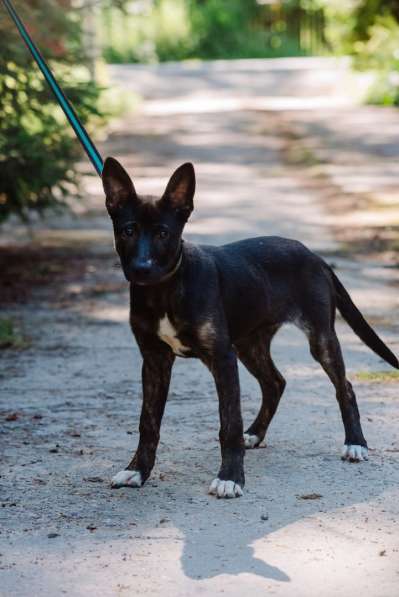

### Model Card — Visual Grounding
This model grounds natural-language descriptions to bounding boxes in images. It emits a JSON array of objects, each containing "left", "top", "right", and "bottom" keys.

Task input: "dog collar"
[{"left": 158, "top": 248, "right": 183, "bottom": 283}]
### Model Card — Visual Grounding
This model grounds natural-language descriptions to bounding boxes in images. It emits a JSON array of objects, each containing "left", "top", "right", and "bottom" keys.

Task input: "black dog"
[{"left": 102, "top": 157, "right": 398, "bottom": 498}]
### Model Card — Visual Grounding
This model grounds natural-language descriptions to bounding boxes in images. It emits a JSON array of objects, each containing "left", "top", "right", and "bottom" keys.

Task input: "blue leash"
[{"left": 2, "top": 0, "right": 104, "bottom": 176}]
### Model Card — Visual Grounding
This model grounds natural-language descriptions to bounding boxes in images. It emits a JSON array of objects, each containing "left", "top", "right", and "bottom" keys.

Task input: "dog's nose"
[{"left": 133, "top": 260, "right": 152, "bottom": 276}]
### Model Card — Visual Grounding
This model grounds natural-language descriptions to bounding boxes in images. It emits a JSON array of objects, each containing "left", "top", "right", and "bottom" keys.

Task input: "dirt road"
[{"left": 1, "top": 58, "right": 399, "bottom": 596}]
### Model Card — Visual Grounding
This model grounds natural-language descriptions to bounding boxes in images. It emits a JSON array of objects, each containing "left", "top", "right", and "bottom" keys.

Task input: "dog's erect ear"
[
  {"left": 161, "top": 162, "right": 195, "bottom": 219},
  {"left": 102, "top": 157, "right": 137, "bottom": 215}
]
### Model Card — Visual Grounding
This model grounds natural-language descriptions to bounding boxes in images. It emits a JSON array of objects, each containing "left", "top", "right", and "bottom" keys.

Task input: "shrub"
[
  {"left": 320, "top": 1, "right": 399, "bottom": 106},
  {"left": 101, "top": 0, "right": 193, "bottom": 63},
  {"left": 0, "top": 0, "right": 104, "bottom": 223},
  {"left": 100, "top": 0, "right": 325, "bottom": 63},
  {"left": 352, "top": 16, "right": 399, "bottom": 106},
  {"left": 189, "top": 0, "right": 261, "bottom": 59}
]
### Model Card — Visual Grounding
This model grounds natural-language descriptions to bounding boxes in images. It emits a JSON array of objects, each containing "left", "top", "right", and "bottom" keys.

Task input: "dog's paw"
[
  {"left": 244, "top": 433, "right": 261, "bottom": 449},
  {"left": 208, "top": 478, "right": 243, "bottom": 498},
  {"left": 341, "top": 445, "right": 368, "bottom": 462},
  {"left": 111, "top": 469, "right": 142, "bottom": 488}
]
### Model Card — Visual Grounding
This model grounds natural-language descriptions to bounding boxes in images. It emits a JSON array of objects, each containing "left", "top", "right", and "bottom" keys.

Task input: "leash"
[{"left": 2, "top": 0, "right": 104, "bottom": 176}]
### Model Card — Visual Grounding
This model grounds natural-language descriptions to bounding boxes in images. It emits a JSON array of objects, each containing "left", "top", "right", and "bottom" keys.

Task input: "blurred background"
[{"left": 1, "top": 0, "right": 399, "bottom": 223}]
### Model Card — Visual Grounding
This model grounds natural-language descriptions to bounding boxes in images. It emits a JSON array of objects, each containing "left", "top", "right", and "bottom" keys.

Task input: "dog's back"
[{"left": 199, "top": 236, "right": 330, "bottom": 341}]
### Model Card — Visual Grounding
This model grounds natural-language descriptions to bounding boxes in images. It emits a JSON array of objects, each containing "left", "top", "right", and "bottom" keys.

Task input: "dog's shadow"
[{"left": 159, "top": 433, "right": 397, "bottom": 584}]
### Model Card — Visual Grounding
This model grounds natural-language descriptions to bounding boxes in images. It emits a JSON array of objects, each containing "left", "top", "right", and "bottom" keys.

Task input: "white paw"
[
  {"left": 111, "top": 469, "right": 142, "bottom": 488},
  {"left": 341, "top": 445, "right": 368, "bottom": 462},
  {"left": 244, "top": 433, "right": 260, "bottom": 449},
  {"left": 208, "top": 478, "right": 243, "bottom": 498}
]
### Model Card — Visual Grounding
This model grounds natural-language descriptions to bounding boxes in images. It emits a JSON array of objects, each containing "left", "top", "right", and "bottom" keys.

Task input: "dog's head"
[{"left": 102, "top": 157, "right": 195, "bottom": 286}]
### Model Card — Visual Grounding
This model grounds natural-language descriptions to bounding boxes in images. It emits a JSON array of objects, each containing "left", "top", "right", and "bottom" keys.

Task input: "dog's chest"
[{"left": 157, "top": 315, "right": 190, "bottom": 356}]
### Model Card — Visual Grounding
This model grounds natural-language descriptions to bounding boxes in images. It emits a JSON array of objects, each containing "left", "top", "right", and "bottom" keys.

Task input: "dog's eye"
[
  {"left": 156, "top": 228, "right": 169, "bottom": 240},
  {"left": 122, "top": 224, "right": 137, "bottom": 238}
]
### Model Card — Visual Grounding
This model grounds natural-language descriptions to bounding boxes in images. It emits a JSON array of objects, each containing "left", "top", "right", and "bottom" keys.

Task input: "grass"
[
  {"left": 355, "top": 370, "right": 399, "bottom": 383},
  {"left": 0, "top": 318, "right": 29, "bottom": 350}
]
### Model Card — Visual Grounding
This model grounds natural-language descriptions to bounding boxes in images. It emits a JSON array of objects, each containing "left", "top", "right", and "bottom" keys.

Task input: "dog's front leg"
[
  {"left": 206, "top": 350, "right": 245, "bottom": 498},
  {"left": 111, "top": 347, "right": 174, "bottom": 489}
]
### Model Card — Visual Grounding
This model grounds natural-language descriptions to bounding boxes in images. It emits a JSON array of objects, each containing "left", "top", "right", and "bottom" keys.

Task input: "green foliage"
[
  {"left": 356, "top": 370, "right": 399, "bottom": 383},
  {"left": 101, "top": 0, "right": 193, "bottom": 63},
  {"left": 153, "top": 0, "right": 193, "bottom": 61},
  {"left": 320, "top": 0, "right": 358, "bottom": 54},
  {"left": 189, "top": 0, "right": 262, "bottom": 59},
  {"left": 351, "top": 0, "right": 399, "bottom": 41},
  {"left": 0, "top": 317, "right": 28, "bottom": 350},
  {"left": 320, "top": 1, "right": 399, "bottom": 106},
  {"left": 101, "top": 0, "right": 325, "bottom": 63},
  {"left": 352, "top": 15, "right": 399, "bottom": 106},
  {"left": 0, "top": 1, "right": 104, "bottom": 223}
]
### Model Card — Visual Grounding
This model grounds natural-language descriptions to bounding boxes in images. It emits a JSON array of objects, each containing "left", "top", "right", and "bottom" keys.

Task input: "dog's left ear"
[{"left": 161, "top": 162, "right": 195, "bottom": 219}]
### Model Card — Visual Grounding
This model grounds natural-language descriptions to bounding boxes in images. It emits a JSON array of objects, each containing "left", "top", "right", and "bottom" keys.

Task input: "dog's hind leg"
[
  {"left": 235, "top": 325, "right": 286, "bottom": 449},
  {"left": 307, "top": 326, "right": 368, "bottom": 462}
]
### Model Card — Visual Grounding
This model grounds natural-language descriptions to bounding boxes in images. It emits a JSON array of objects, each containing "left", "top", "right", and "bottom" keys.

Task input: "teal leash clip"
[{"left": 2, "top": 0, "right": 104, "bottom": 176}]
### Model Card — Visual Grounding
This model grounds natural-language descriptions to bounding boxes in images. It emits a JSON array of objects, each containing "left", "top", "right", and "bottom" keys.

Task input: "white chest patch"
[{"left": 158, "top": 315, "right": 190, "bottom": 356}]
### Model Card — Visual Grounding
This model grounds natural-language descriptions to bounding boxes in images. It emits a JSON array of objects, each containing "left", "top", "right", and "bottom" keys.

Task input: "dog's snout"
[{"left": 133, "top": 260, "right": 153, "bottom": 275}]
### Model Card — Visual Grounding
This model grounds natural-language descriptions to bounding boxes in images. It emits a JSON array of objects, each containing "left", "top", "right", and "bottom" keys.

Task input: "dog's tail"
[{"left": 331, "top": 269, "right": 399, "bottom": 369}]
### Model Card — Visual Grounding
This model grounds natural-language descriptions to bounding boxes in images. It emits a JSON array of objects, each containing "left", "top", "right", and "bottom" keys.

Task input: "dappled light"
[{"left": 1, "top": 2, "right": 399, "bottom": 596}]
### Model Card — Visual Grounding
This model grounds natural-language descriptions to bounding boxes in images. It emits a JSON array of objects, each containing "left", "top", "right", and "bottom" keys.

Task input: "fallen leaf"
[{"left": 5, "top": 412, "right": 19, "bottom": 421}]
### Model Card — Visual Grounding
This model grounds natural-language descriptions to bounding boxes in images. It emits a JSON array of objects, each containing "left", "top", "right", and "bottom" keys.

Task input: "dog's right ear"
[{"left": 102, "top": 157, "right": 137, "bottom": 215}]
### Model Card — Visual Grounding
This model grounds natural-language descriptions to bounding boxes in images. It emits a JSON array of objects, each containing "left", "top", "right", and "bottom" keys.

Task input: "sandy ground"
[{"left": 1, "top": 58, "right": 399, "bottom": 597}]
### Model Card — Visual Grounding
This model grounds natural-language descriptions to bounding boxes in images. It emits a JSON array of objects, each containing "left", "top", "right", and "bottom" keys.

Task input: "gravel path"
[{"left": 1, "top": 58, "right": 398, "bottom": 597}]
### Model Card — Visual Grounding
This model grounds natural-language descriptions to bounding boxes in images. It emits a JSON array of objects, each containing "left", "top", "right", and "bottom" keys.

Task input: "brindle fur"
[{"left": 102, "top": 157, "right": 399, "bottom": 497}]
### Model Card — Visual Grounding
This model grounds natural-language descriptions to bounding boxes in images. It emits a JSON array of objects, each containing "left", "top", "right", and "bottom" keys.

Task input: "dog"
[{"left": 102, "top": 157, "right": 398, "bottom": 499}]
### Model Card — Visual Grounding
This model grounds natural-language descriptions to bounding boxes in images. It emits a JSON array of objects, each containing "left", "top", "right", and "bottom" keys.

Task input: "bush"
[
  {"left": 320, "top": 0, "right": 399, "bottom": 106},
  {"left": 101, "top": 0, "right": 193, "bottom": 63},
  {"left": 352, "top": 16, "right": 399, "bottom": 106},
  {"left": 189, "top": 0, "right": 261, "bottom": 59},
  {"left": 0, "top": 1, "right": 104, "bottom": 223},
  {"left": 101, "top": 0, "right": 325, "bottom": 64}
]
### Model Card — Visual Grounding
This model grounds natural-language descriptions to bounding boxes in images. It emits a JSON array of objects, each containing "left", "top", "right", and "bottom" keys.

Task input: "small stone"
[
  {"left": 86, "top": 524, "right": 97, "bottom": 531},
  {"left": 47, "top": 533, "right": 59, "bottom": 539},
  {"left": 260, "top": 514, "right": 269, "bottom": 521}
]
